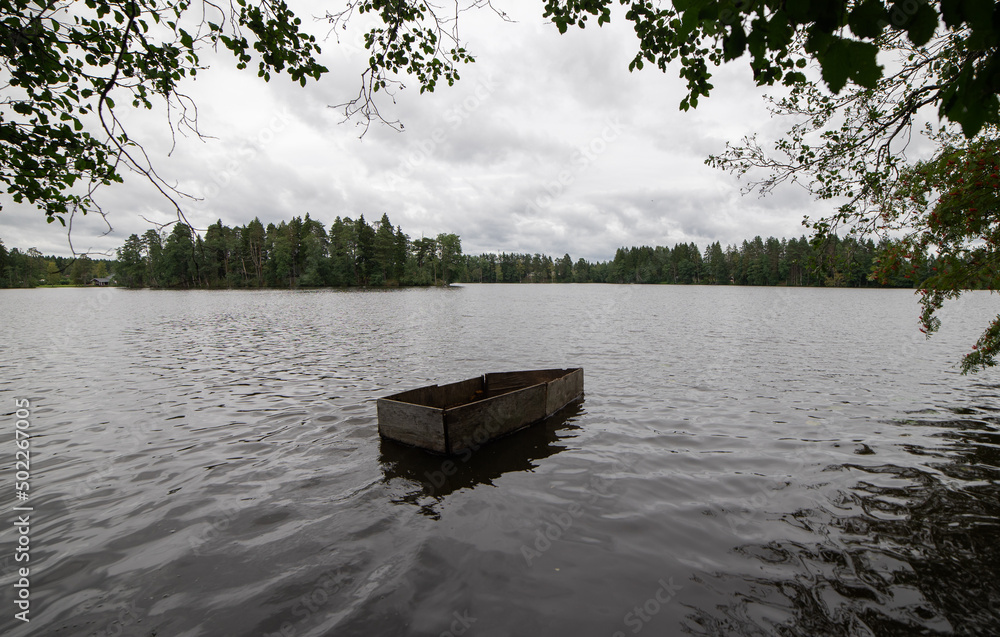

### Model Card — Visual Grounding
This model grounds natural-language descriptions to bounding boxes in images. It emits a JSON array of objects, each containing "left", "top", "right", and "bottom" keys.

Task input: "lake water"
[{"left": 2, "top": 284, "right": 999, "bottom": 637}]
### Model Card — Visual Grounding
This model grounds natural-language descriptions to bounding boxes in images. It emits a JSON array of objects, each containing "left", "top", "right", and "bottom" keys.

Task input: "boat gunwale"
[
  {"left": 377, "top": 368, "right": 584, "bottom": 455},
  {"left": 380, "top": 368, "right": 581, "bottom": 412}
]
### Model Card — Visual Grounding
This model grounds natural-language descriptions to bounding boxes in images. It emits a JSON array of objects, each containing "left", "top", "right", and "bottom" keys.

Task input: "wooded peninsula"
[{"left": 1, "top": 213, "right": 937, "bottom": 289}]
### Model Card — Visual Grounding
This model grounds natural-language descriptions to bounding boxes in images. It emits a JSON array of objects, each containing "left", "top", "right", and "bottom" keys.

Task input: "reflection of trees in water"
[
  {"left": 377, "top": 403, "right": 585, "bottom": 520},
  {"left": 684, "top": 417, "right": 1000, "bottom": 637}
]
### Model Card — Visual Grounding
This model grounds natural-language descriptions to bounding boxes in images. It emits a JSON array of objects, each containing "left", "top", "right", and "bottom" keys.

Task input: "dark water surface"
[{"left": 2, "top": 284, "right": 999, "bottom": 637}]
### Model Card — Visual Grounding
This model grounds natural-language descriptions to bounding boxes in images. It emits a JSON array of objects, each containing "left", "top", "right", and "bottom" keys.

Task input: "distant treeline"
[
  {"left": 461, "top": 236, "right": 933, "bottom": 288},
  {"left": 0, "top": 239, "right": 113, "bottom": 288},
  {"left": 114, "top": 214, "right": 462, "bottom": 288},
  {"left": 0, "top": 214, "right": 461, "bottom": 289},
  {"left": 0, "top": 226, "right": 940, "bottom": 291}
]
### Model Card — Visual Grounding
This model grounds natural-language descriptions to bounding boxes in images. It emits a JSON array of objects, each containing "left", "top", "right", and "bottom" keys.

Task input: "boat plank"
[
  {"left": 388, "top": 377, "right": 484, "bottom": 409},
  {"left": 376, "top": 399, "right": 447, "bottom": 454},
  {"left": 485, "top": 369, "right": 568, "bottom": 395},
  {"left": 445, "top": 384, "right": 548, "bottom": 454},
  {"left": 545, "top": 368, "right": 584, "bottom": 415}
]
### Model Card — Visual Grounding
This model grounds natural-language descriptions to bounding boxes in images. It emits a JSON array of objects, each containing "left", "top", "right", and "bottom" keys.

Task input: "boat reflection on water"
[
  {"left": 682, "top": 415, "right": 1000, "bottom": 637},
  {"left": 378, "top": 401, "right": 585, "bottom": 518}
]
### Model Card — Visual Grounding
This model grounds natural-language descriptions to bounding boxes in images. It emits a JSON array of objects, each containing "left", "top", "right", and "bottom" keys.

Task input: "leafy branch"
[
  {"left": 324, "top": 0, "right": 510, "bottom": 135},
  {"left": 0, "top": 0, "right": 326, "bottom": 251}
]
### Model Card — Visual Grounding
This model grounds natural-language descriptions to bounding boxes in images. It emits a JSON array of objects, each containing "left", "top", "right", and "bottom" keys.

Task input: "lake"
[{"left": 1, "top": 284, "right": 999, "bottom": 637}]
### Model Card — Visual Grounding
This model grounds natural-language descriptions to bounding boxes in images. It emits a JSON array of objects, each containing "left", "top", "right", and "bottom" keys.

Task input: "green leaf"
[
  {"left": 849, "top": 0, "right": 888, "bottom": 39},
  {"left": 784, "top": 0, "right": 811, "bottom": 23},
  {"left": 723, "top": 23, "right": 746, "bottom": 61},
  {"left": 849, "top": 41, "right": 881, "bottom": 87},
  {"left": 940, "top": 0, "right": 963, "bottom": 27},
  {"left": 962, "top": 0, "right": 995, "bottom": 32},
  {"left": 904, "top": 2, "right": 939, "bottom": 46},
  {"left": 819, "top": 38, "right": 852, "bottom": 93},
  {"left": 819, "top": 37, "right": 882, "bottom": 93},
  {"left": 783, "top": 71, "right": 807, "bottom": 85},
  {"left": 806, "top": 0, "right": 845, "bottom": 31}
]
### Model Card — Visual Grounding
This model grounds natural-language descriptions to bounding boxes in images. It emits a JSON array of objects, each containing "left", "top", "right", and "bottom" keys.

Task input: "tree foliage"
[
  {"left": 1, "top": 0, "right": 326, "bottom": 230},
  {"left": 106, "top": 212, "right": 461, "bottom": 288},
  {"left": 0, "top": 237, "right": 114, "bottom": 286},
  {"left": 460, "top": 234, "right": 933, "bottom": 288},
  {"left": 332, "top": 1, "right": 998, "bottom": 136},
  {"left": 872, "top": 135, "right": 1000, "bottom": 372},
  {"left": 560, "top": 0, "right": 998, "bottom": 132},
  {"left": 323, "top": 0, "right": 495, "bottom": 131},
  {"left": 696, "top": 7, "right": 1000, "bottom": 372}
]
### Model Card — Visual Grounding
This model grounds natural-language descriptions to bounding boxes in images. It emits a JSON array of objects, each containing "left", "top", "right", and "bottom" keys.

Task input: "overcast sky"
[{"left": 1, "top": 2, "right": 833, "bottom": 262}]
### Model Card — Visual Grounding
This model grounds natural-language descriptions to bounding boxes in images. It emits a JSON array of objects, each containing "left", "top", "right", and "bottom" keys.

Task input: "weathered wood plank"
[
  {"left": 384, "top": 377, "right": 484, "bottom": 409},
  {"left": 436, "top": 377, "right": 486, "bottom": 409},
  {"left": 384, "top": 384, "right": 439, "bottom": 407},
  {"left": 545, "top": 368, "right": 584, "bottom": 415},
  {"left": 376, "top": 399, "right": 447, "bottom": 454},
  {"left": 485, "top": 369, "right": 569, "bottom": 396},
  {"left": 445, "top": 384, "right": 548, "bottom": 454}
]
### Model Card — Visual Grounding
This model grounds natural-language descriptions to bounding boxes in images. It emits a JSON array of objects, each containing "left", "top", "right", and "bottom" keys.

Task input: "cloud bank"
[{"left": 0, "top": 2, "right": 831, "bottom": 261}]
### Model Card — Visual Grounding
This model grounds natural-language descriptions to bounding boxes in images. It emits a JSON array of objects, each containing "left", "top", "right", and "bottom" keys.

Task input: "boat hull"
[{"left": 377, "top": 368, "right": 584, "bottom": 454}]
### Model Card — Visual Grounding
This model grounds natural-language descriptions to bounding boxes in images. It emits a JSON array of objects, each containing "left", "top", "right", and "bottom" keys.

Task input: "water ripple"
[{"left": 2, "top": 286, "right": 999, "bottom": 636}]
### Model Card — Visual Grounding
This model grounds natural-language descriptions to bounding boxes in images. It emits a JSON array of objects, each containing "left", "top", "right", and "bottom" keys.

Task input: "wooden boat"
[{"left": 377, "top": 368, "right": 584, "bottom": 455}]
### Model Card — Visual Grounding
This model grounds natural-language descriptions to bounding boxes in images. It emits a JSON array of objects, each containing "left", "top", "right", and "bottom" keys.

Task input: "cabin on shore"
[{"left": 91, "top": 276, "right": 113, "bottom": 286}]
